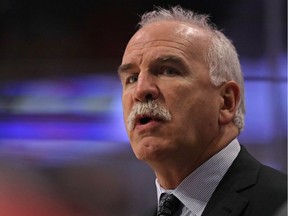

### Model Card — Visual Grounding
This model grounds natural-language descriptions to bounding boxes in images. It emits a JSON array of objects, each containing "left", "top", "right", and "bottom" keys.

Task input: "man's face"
[{"left": 119, "top": 21, "right": 223, "bottom": 164}]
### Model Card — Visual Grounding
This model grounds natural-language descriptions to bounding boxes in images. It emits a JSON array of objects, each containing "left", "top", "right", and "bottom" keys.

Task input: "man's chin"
[{"left": 132, "top": 143, "right": 167, "bottom": 162}]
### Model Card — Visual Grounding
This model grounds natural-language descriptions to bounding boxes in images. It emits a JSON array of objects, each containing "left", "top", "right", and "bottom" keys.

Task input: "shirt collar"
[{"left": 156, "top": 139, "right": 240, "bottom": 215}]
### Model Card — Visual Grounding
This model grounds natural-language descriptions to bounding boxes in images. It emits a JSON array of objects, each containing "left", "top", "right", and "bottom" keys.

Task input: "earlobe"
[{"left": 219, "top": 81, "right": 240, "bottom": 125}]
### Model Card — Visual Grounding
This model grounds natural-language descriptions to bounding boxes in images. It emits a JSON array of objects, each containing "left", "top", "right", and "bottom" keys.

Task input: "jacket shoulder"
[
  {"left": 253, "top": 164, "right": 287, "bottom": 198},
  {"left": 204, "top": 146, "right": 287, "bottom": 216}
]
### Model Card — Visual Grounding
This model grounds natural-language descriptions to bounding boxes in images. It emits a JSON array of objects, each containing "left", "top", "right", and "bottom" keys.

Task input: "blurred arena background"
[{"left": 0, "top": 0, "right": 286, "bottom": 215}]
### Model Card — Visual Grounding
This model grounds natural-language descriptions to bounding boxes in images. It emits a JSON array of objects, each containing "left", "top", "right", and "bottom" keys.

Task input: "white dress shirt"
[{"left": 156, "top": 139, "right": 241, "bottom": 216}]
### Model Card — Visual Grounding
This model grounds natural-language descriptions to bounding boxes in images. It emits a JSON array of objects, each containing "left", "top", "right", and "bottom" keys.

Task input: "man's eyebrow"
[
  {"left": 117, "top": 63, "right": 133, "bottom": 75},
  {"left": 154, "top": 55, "right": 185, "bottom": 65},
  {"left": 118, "top": 56, "right": 185, "bottom": 75}
]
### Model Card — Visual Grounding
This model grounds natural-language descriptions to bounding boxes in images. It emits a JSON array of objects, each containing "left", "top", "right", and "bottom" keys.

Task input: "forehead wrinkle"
[
  {"left": 124, "top": 45, "right": 193, "bottom": 74},
  {"left": 128, "top": 21, "right": 210, "bottom": 52},
  {"left": 128, "top": 39, "right": 187, "bottom": 50},
  {"left": 128, "top": 37, "right": 207, "bottom": 63},
  {"left": 123, "top": 27, "right": 209, "bottom": 74}
]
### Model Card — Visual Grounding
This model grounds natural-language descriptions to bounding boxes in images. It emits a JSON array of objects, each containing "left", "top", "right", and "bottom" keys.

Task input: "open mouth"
[
  {"left": 139, "top": 116, "right": 152, "bottom": 125},
  {"left": 136, "top": 115, "right": 161, "bottom": 127}
]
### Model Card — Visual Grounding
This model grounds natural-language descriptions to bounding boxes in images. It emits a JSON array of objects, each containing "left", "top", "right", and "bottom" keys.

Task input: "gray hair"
[{"left": 137, "top": 6, "right": 245, "bottom": 131}]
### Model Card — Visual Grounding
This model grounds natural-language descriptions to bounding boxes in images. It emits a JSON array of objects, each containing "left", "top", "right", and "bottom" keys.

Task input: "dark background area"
[{"left": 0, "top": 0, "right": 286, "bottom": 80}]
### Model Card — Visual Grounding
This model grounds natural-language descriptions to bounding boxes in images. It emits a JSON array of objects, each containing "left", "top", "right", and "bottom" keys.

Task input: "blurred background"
[{"left": 0, "top": 0, "right": 287, "bottom": 215}]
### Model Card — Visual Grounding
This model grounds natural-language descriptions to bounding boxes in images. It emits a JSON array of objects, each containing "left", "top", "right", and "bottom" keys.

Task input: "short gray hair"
[{"left": 137, "top": 6, "right": 245, "bottom": 131}]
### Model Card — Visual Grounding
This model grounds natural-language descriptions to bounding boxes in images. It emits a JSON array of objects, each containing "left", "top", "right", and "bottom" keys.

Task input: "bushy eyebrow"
[
  {"left": 154, "top": 55, "right": 185, "bottom": 66},
  {"left": 118, "top": 55, "right": 186, "bottom": 76},
  {"left": 117, "top": 63, "right": 133, "bottom": 76}
]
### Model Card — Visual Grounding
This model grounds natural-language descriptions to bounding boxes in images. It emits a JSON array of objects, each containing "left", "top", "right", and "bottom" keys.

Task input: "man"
[{"left": 118, "top": 6, "right": 287, "bottom": 216}]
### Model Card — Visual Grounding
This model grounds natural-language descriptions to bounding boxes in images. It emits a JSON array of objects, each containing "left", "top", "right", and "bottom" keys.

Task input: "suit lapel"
[
  {"left": 201, "top": 146, "right": 261, "bottom": 216},
  {"left": 202, "top": 191, "right": 249, "bottom": 216}
]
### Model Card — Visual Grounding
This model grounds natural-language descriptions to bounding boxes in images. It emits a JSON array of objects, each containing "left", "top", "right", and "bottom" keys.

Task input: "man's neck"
[{"left": 151, "top": 124, "right": 239, "bottom": 189}]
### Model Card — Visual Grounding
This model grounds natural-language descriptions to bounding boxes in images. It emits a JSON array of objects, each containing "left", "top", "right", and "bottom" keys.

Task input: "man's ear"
[{"left": 219, "top": 81, "right": 240, "bottom": 125}]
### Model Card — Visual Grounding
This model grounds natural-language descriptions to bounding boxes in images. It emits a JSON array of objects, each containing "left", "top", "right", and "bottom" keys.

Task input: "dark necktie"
[{"left": 157, "top": 193, "right": 181, "bottom": 216}]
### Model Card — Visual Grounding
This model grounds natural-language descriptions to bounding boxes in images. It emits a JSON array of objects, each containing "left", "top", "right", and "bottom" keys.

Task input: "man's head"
[{"left": 118, "top": 6, "right": 245, "bottom": 170}]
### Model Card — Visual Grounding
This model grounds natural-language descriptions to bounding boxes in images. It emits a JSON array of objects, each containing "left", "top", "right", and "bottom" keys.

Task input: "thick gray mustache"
[{"left": 127, "top": 101, "right": 172, "bottom": 131}]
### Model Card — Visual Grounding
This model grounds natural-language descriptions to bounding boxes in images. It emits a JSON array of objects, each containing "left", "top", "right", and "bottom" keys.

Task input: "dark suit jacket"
[{"left": 148, "top": 146, "right": 287, "bottom": 216}]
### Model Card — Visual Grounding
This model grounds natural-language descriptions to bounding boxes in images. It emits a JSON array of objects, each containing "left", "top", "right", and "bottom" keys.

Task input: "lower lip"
[{"left": 134, "top": 120, "right": 162, "bottom": 131}]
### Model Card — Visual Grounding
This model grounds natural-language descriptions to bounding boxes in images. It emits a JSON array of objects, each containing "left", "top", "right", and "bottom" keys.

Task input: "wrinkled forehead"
[{"left": 123, "top": 20, "right": 211, "bottom": 59}]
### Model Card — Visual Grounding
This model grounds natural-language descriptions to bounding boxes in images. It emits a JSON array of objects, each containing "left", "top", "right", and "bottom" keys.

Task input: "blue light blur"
[{"left": 0, "top": 55, "right": 286, "bottom": 166}]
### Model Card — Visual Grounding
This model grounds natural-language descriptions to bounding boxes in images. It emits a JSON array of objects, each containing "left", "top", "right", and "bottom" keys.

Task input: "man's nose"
[{"left": 133, "top": 73, "right": 159, "bottom": 102}]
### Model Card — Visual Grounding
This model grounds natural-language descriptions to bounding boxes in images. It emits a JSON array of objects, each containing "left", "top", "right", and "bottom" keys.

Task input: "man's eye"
[
  {"left": 127, "top": 74, "right": 138, "bottom": 84},
  {"left": 162, "top": 67, "right": 178, "bottom": 76}
]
